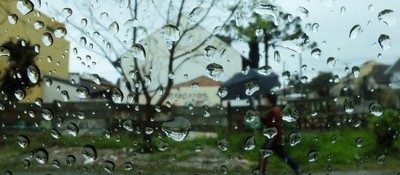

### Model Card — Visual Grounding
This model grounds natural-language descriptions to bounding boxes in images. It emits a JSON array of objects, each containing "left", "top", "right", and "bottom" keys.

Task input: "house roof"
[
  {"left": 370, "top": 64, "right": 390, "bottom": 85},
  {"left": 172, "top": 76, "right": 221, "bottom": 88},
  {"left": 385, "top": 58, "right": 400, "bottom": 75},
  {"left": 43, "top": 75, "right": 115, "bottom": 94}
]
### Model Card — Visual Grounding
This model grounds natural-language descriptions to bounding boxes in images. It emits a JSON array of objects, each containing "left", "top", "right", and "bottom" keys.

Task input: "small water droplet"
[
  {"left": 188, "top": 7, "right": 204, "bottom": 24},
  {"left": 124, "top": 162, "right": 134, "bottom": 171},
  {"left": 245, "top": 82, "right": 260, "bottom": 96},
  {"left": 82, "top": 145, "right": 97, "bottom": 162},
  {"left": 161, "top": 117, "right": 191, "bottom": 142},
  {"left": 289, "top": 131, "right": 301, "bottom": 146},
  {"left": 258, "top": 65, "right": 272, "bottom": 76},
  {"left": 218, "top": 138, "right": 230, "bottom": 151},
  {"left": 308, "top": 150, "right": 319, "bottom": 162},
  {"left": 52, "top": 160, "right": 61, "bottom": 168},
  {"left": 378, "top": 9, "right": 396, "bottom": 27},
  {"left": 281, "top": 105, "right": 298, "bottom": 122},
  {"left": 66, "top": 122, "right": 79, "bottom": 137},
  {"left": 35, "top": 148, "right": 49, "bottom": 164},
  {"left": 327, "top": 57, "right": 336, "bottom": 68},
  {"left": 50, "top": 128, "right": 61, "bottom": 139},
  {"left": 42, "top": 32, "right": 53, "bottom": 46},
  {"left": 76, "top": 86, "right": 89, "bottom": 98},
  {"left": 65, "top": 155, "right": 76, "bottom": 166},
  {"left": 263, "top": 127, "right": 278, "bottom": 139},
  {"left": 204, "top": 45, "right": 217, "bottom": 59},
  {"left": 8, "top": 14, "right": 18, "bottom": 25},
  {"left": 23, "top": 159, "right": 30, "bottom": 169},
  {"left": 378, "top": 34, "right": 391, "bottom": 50},
  {"left": 103, "top": 160, "right": 115, "bottom": 173},
  {"left": 206, "top": 63, "right": 223, "bottom": 81},
  {"left": 260, "top": 149, "right": 273, "bottom": 158},
  {"left": 161, "top": 25, "right": 180, "bottom": 42},
  {"left": 356, "top": 137, "right": 363, "bottom": 147},
  {"left": 54, "top": 27, "right": 67, "bottom": 38},
  {"left": 14, "top": 89, "right": 26, "bottom": 101},
  {"left": 27, "top": 65, "right": 40, "bottom": 83},
  {"left": 62, "top": 8, "right": 72, "bottom": 18},
  {"left": 369, "top": 102, "right": 383, "bottom": 117},
  {"left": 17, "top": 135, "right": 29, "bottom": 148},
  {"left": 157, "top": 140, "right": 169, "bottom": 151},
  {"left": 41, "top": 108, "right": 53, "bottom": 121},
  {"left": 344, "top": 98, "right": 354, "bottom": 113},
  {"left": 244, "top": 136, "right": 256, "bottom": 151},
  {"left": 0, "top": 47, "right": 11, "bottom": 57},
  {"left": 352, "top": 66, "right": 360, "bottom": 78},
  {"left": 111, "top": 88, "right": 123, "bottom": 103},
  {"left": 123, "top": 120, "right": 133, "bottom": 131},
  {"left": 130, "top": 44, "right": 146, "bottom": 60},
  {"left": 217, "top": 87, "right": 228, "bottom": 98},
  {"left": 349, "top": 25, "right": 362, "bottom": 39},
  {"left": 235, "top": 12, "right": 244, "bottom": 27},
  {"left": 377, "top": 154, "right": 385, "bottom": 164}
]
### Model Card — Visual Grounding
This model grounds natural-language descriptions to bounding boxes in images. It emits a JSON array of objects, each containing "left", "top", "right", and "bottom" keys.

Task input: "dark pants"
[{"left": 257, "top": 140, "right": 301, "bottom": 175}]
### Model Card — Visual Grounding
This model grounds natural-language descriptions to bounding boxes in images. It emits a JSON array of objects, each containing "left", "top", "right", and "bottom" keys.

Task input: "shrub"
[{"left": 370, "top": 109, "right": 400, "bottom": 150}]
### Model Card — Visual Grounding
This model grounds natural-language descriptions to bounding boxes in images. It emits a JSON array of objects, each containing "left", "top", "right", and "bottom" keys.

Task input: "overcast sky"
[{"left": 36, "top": 0, "right": 400, "bottom": 86}]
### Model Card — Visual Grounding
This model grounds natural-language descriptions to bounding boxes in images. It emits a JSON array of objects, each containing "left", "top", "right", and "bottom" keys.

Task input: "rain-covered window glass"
[{"left": 0, "top": 0, "right": 399, "bottom": 174}]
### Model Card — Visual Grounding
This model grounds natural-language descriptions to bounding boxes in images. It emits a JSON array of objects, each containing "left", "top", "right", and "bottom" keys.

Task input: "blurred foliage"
[
  {"left": 0, "top": 39, "right": 38, "bottom": 101},
  {"left": 308, "top": 72, "right": 333, "bottom": 97},
  {"left": 370, "top": 109, "right": 400, "bottom": 151}
]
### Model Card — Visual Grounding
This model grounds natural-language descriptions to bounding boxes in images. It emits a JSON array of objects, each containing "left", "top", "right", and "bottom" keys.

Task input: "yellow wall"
[{"left": 0, "top": 0, "right": 69, "bottom": 103}]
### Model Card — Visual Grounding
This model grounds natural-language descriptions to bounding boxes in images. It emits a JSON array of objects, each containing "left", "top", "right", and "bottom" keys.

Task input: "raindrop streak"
[
  {"left": 35, "top": 148, "right": 49, "bottom": 164},
  {"left": 16, "top": 0, "right": 34, "bottom": 15},
  {"left": 161, "top": 117, "right": 191, "bottom": 142},
  {"left": 161, "top": 25, "right": 180, "bottom": 42},
  {"left": 378, "top": 9, "right": 396, "bottom": 27},
  {"left": 131, "top": 44, "right": 146, "bottom": 60},
  {"left": 8, "top": 14, "right": 18, "bottom": 25},
  {"left": 349, "top": 25, "right": 362, "bottom": 39},
  {"left": 42, "top": 33, "right": 53, "bottom": 46},
  {"left": 17, "top": 135, "right": 29, "bottom": 148},
  {"left": 82, "top": 145, "right": 97, "bottom": 162},
  {"left": 188, "top": 7, "right": 205, "bottom": 24},
  {"left": 27, "top": 65, "right": 40, "bottom": 84},
  {"left": 0, "top": 47, "right": 11, "bottom": 57},
  {"left": 111, "top": 88, "right": 123, "bottom": 104},
  {"left": 378, "top": 34, "right": 391, "bottom": 50},
  {"left": 244, "top": 136, "right": 256, "bottom": 151},
  {"left": 206, "top": 63, "right": 223, "bottom": 81},
  {"left": 103, "top": 160, "right": 115, "bottom": 173}
]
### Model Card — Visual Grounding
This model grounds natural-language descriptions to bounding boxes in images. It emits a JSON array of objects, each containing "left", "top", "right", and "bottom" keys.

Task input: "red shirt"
[{"left": 261, "top": 106, "right": 284, "bottom": 141}]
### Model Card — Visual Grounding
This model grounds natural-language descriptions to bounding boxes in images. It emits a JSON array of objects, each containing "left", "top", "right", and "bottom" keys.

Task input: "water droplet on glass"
[
  {"left": 188, "top": 7, "right": 205, "bottom": 24},
  {"left": 103, "top": 160, "right": 115, "bottom": 173},
  {"left": 130, "top": 44, "right": 146, "bottom": 60},
  {"left": 35, "top": 148, "right": 49, "bottom": 164},
  {"left": 23, "top": 159, "right": 30, "bottom": 169},
  {"left": 258, "top": 65, "right": 272, "bottom": 76},
  {"left": 124, "top": 162, "right": 134, "bottom": 171},
  {"left": 217, "top": 87, "right": 228, "bottom": 98},
  {"left": 65, "top": 155, "right": 76, "bottom": 166},
  {"left": 42, "top": 32, "right": 53, "bottom": 46},
  {"left": 263, "top": 127, "right": 278, "bottom": 139},
  {"left": 60, "top": 90, "right": 69, "bottom": 101},
  {"left": 204, "top": 45, "right": 217, "bottom": 59},
  {"left": 260, "top": 149, "right": 273, "bottom": 158},
  {"left": 156, "top": 86, "right": 164, "bottom": 96},
  {"left": 111, "top": 88, "right": 123, "bottom": 104},
  {"left": 245, "top": 82, "right": 260, "bottom": 96},
  {"left": 45, "top": 78, "right": 53, "bottom": 86},
  {"left": 254, "top": 3, "right": 278, "bottom": 24},
  {"left": 17, "top": 135, "right": 29, "bottom": 148},
  {"left": 119, "top": 0, "right": 130, "bottom": 8},
  {"left": 311, "top": 48, "right": 321, "bottom": 59},
  {"left": 218, "top": 138, "right": 230, "bottom": 151},
  {"left": 194, "top": 144, "right": 203, "bottom": 152},
  {"left": 14, "top": 89, "right": 26, "bottom": 101},
  {"left": 206, "top": 63, "right": 223, "bottom": 81},
  {"left": 369, "top": 102, "right": 383, "bottom": 117},
  {"left": 66, "top": 122, "right": 79, "bottom": 137},
  {"left": 52, "top": 160, "right": 61, "bottom": 168},
  {"left": 33, "top": 21, "right": 44, "bottom": 30},
  {"left": 356, "top": 137, "right": 363, "bottom": 147},
  {"left": 378, "top": 9, "right": 396, "bottom": 27},
  {"left": 377, "top": 154, "right": 385, "bottom": 164},
  {"left": 157, "top": 140, "right": 169, "bottom": 151},
  {"left": 378, "top": 34, "right": 391, "bottom": 50},
  {"left": 16, "top": 0, "right": 34, "bottom": 15},
  {"left": 344, "top": 98, "right": 354, "bottom": 113},
  {"left": 340, "top": 6, "right": 346, "bottom": 14},
  {"left": 289, "top": 131, "right": 302, "bottom": 146},
  {"left": 281, "top": 105, "right": 298, "bottom": 122},
  {"left": 297, "top": 6, "right": 309, "bottom": 19},
  {"left": 352, "top": 66, "right": 360, "bottom": 78},
  {"left": 8, "top": 14, "right": 18, "bottom": 25},
  {"left": 62, "top": 8, "right": 72, "bottom": 18},
  {"left": 244, "top": 136, "right": 256, "bottom": 151},
  {"left": 202, "top": 105, "right": 211, "bottom": 117},
  {"left": 161, "top": 25, "right": 180, "bottom": 42},
  {"left": 145, "top": 127, "right": 154, "bottom": 134},
  {"left": 50, "top": 128, "right": 61, "bottom": 139},
  {"left": 76, "top": 86, "right": 89, "bottom": 98},
  {"left": 282, "top": 71, "right": 291, "bottom": 80},
  {"left": 108, "top": 21, "right": 119, "bottom": 34},
  {"left": 54, "top": 27, "right": 67, "bottom": 38},
  {"left": 255, "top": 29, "right": 264, "bottom": 37},
  {"left": 123, "top": 120, "right": 133, "bottom": 131},
  {"left": 27, "top": 65, "right": 40, "bottom": 83},
  {"left": 161, "top": 117, "right": 191, "bottom": 142},
  {"left": 41, "top": 108, "right": 53, "bottom": 121},
  {"left": 0, "top": 47, "right": 11, "bottom": 57},
  {"left": 244, "top": 110, "right": 258, "bottom": 123},
  {"left": 349, "top": 25, "right": 362, "bottom": 39},
  {"left": 327, "top": 57, "right": 336, "bottom": 68},
  {"left": 235, "top": 12, "right": 244, "bottom": 27},
  {"left": 308, "top": 150, "right": 319, "bottom": 162},
  {"left": 124, "top": 18, "right": 139, "bottom": 28},
  {"left": 82, "top": 145, "right": 97, "bottom": 162}
]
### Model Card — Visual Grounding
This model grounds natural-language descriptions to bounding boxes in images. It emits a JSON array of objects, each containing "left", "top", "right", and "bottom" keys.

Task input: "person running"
[{"left": 256, "top": 93, "right": 301, "bottom": 175}]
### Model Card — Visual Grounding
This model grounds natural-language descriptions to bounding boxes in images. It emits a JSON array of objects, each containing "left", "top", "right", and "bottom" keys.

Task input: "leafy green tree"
[
  {"left": 308, "top": 72, "right": 333, "bottom": 97},
  {"left": 0, "top": 39, "right": 39, "bottom": 102}
]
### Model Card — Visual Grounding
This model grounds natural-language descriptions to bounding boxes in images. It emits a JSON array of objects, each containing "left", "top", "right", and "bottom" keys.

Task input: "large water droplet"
[
  {"left": 188, "top": 7, "right": 205, "bottom": 24},
  {"left": 65, "top": 155, "right": 76, "bottom": 166},
  {"left": 35, "top": 148, "right": 49, "bottom": 164},
  {"left": 17, "top": 135, "right": 29, "bottom": 148},
  {"left": 308, "top": 150, "right": 319, "bottom": 162},
  {"left": 66, "top": 122, "right": 79, "bottom": 137},
  {"left": 262, "top": 127, "right": 277, "bottom": 139},
  {"left": 0, "top": 47, "right": 11, "bottom": 57},
  {"left": 289, "top": 131, "right": 302, "bottom": 146},
  {"left": 327, "top": 57, "right": 336, "bottom": 68},
  {"left": 352, "top": 66, "right": 360, "bottom": 78},
  {"left": 60, "top": 90, "right": 70, "bottom": 101},
  {"left": 41, "top": 108, "right": 53, "bottom": 121},
  {"left": 14, "top": 89, "right": 26, "bottom": 101},
  {"left": 244, "top": 136, "right": 256, "bottom": 151},
  {"left": 82, "top": 145, "right": 97, "bottom": 162},
  {"left": 124, "top": 162, "right": 134, "bottom": 171},
  {"left": 103, "top": 160, "right": 115, "bottom": 173},
  {"left": 369, "top": 102, "right": 383, "bottom": 117},
  {"left": 62, "top": 8, "right": 72, "bottom": 18},
  {"left": 130, "top": 44, "right": 146, "bottom": 61},
  {"left": 76, "top": 86, "right": 89, "bottom": 98},
  {"left": 52, "top": 160, "right": 61, "bottom": 168},
  {"left": 281, "top": 105, "right": 298, "bottom": 122},
  {"left": 8, "top": 14, "right": 18, "bottom": 25},
  {"left": 378, "top": 34, "right": 391, "bottom": 50},
  {"left": 50, "top": 128, "right": 61, "bottom": 139},
  {"left": 161, "top": 25, "right": 180, "bottom": 42},
  {"left": 122, "top": 120, "right": 133, "bottom": 131},
  {"left": 217, "top": 87, "right": 228, "bottom": 98},
  {"left": 206, "top": 63, "right": 223, "bottom": 81},
  {"left": 111, "top": 88, "right": 123, "bottom": 104},
  {"left": 204, "top": 45, "right": 217, "bottom": 59},
  {"left": 33, "top": 21, "right": 44, "bottom": 30},
  {"left": 54, "top": 27, "right": 67, "bottom": 38},
  {"left": 161, "top": 117, "right": 191, "bottom": 142},
  {"left": 16, "top": 0, "right": 34, "bottom": 15},
  {"left": 378, "top": 9, "right": 396, "bottom": 27},
  {"left": 27, "top": 65, "right": 40, "bottom": 84},
  {"left": 108, "top": 21, "right": 119, "bottom": 34},
  {"left": 349, "top": 25, "right": 362, "bottom": 39},
  {"left": 42, "top": 32, "right": 53, "bottom": 46},
  {"left": 245, "top": 82, "right": 260, "bottom": 96},
  {"left": 257, "top": 65, "right": 272, "bottom": 76}
]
